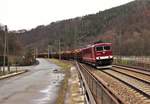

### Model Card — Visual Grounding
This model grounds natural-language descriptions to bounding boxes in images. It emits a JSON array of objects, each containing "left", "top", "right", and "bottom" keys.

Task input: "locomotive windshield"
[
  {"left": 95, "top": 46, "right": 111, "bottom": 51},
  {"left": 96, "top": 46, "right": 103, "bottom": 51},
  {"left": 104, "top": 46, "right": 111, "bottom": 50}
]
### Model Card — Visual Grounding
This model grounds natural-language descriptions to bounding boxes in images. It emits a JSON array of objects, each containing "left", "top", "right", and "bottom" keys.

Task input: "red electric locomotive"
[
  {"left": 81, "top": 43, "right": 113, "bottom": 68},
  {"left": 46, "top": 42, "right": 113, "bottom": 68}
]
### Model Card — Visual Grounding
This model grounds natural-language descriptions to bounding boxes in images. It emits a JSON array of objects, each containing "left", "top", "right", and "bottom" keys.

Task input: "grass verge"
[{"left": 49, "top": 59, "right": 72, "bottom": 104}]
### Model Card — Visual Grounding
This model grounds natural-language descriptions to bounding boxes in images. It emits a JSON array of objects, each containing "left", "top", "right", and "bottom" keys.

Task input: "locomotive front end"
[{"left": 94, "top": 43, "right": 113, "bottom": 66}]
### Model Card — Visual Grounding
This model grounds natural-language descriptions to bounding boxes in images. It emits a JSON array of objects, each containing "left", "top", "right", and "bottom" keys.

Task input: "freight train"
[{"left": 46, "top": 42, "right": 113, "bottom": 68}]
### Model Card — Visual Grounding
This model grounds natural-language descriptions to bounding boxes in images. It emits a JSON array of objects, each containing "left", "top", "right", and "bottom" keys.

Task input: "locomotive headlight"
[
  {"left": 96, "top": 57, "right": 99, "bottom": 60},
  {"left": 109, "top": 56, "right": 113, "bottom": 58}
]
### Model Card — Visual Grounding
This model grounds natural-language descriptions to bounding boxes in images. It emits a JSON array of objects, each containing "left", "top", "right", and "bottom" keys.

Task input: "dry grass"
[{"left": 50, "top": 59, "right": 72, "bottom": 71}]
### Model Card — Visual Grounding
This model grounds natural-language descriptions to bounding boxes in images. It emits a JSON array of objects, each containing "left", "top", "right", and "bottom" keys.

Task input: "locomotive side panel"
[{"left": 82, "top": 47, "right": 96, "bottom": 64}]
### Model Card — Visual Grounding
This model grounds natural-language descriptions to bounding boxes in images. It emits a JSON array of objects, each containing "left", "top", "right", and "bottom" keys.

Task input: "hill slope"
[
  {"left": 0, "top": 26, "right": 22, "bottom": 56},
  {"left": 19, "top": 0, "right": 150, "bottom": 55}
]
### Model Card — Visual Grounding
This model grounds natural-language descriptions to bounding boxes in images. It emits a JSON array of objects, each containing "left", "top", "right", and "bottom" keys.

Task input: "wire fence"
[{"left": 113, "top": 56, "right": 150, "bottom": 70}]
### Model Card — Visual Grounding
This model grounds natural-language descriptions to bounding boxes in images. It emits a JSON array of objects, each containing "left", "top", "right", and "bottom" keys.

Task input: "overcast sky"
[{"left": 0, "top": 0, "right": 134, "bottom": 30}]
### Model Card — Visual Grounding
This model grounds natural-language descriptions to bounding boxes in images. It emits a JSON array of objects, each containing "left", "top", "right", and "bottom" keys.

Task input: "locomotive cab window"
[
  {"left": 104, "top": 46, "right": 111, "bottom": 50},
  {"left": 95, "top": 46, "right": 103, "bottom": 51}
]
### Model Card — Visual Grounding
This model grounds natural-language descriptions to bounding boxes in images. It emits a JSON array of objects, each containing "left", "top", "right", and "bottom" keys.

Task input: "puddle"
[{"left": 33, "top": 72, "right": 65, "bottom": 104}]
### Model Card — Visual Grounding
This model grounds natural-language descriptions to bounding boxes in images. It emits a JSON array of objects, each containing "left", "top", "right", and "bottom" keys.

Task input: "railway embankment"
[{"left": 80, "top": 63, "right": 150, "bottom": 104}]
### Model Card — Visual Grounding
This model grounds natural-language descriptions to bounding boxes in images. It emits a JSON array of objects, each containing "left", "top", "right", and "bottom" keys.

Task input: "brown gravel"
[{"left": 91, "top": 69, "right": 150, "bottom": 104}]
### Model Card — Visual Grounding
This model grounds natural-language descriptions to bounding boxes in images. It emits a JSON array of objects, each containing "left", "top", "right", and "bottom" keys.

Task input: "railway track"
[
  {"left": 77, "top": 62, "right": 123, "bottom": 104},
  {"left": 78, "top": 63, "right": 150, "bottom": 104},
  {"left": 111, "top": 65, "right": 150, "bottom": 99},
  {"left": 102, "top": 69, "right": 150, "bottom": 98},
  {"left": 112, "top": 65, "right": 150, "bottom": 84}
]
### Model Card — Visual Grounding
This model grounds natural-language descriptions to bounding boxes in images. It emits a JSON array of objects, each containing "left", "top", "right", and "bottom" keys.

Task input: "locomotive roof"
[
  {"left": 94, "top": 42, "right": 112, "bottom": 46},
  {"left": 81, "top": 43, "right": 112, "bottom": 50}
]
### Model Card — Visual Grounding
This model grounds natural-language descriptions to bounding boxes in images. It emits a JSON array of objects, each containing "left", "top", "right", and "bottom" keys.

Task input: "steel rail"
[
  {"left": 113, "top": 65, "right": 150, "bottom": 76},
  {"left": 111, "top": 68, "right": 150, "bottom": 84},
  {"left": 102, "top": 70, "right": 150, "bottom": 99},
  {"left": 113, "top": 64, "right": 150, "bottom": 73}
]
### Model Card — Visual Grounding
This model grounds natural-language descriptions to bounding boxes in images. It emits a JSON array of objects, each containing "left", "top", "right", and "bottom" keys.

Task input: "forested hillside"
[
  {"left": 0, "top": 26, "right": 22, "bottom": 56},
  {"left": 0, "top": 25, "right": 35, "bottom": 66},
  {"left": 19, "top": 0, "right": 150, "bottom": 56}
]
